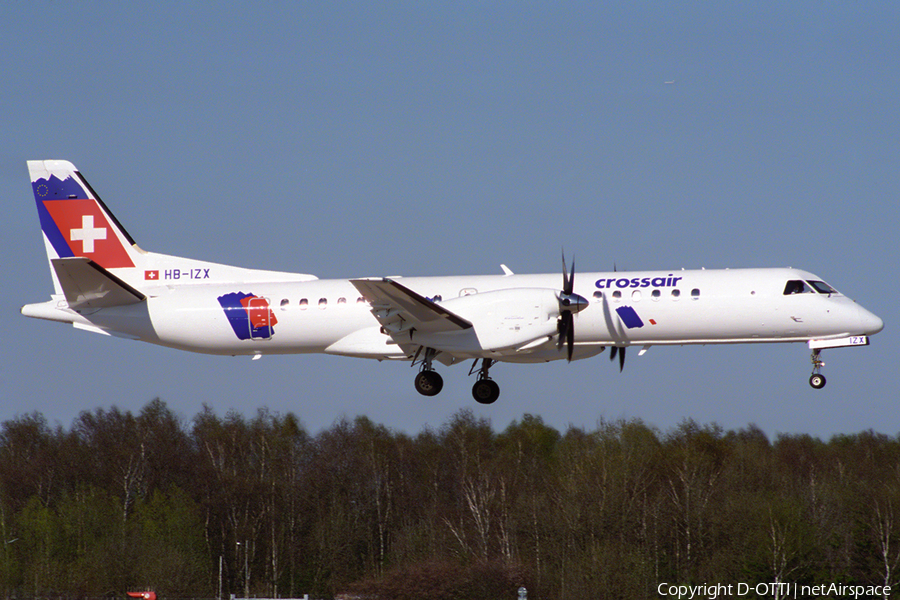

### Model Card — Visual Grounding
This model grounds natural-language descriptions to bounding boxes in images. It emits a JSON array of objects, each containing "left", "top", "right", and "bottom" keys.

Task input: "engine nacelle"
[{"left": 411, "top": 288, "right": 560, "bottom": 353}]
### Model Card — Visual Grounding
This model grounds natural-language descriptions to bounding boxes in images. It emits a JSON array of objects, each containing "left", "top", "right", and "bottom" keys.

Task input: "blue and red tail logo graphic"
[
  {"left": 33, "top": 174, "right": 134, "bottom": 269},
  {"left": 218, "top": 292, "right": 278, "bottom": 340}
]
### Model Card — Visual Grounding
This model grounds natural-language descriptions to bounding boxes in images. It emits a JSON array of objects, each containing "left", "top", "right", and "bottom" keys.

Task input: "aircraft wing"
[
  {"left": 350, "top": 278, "right": 472, "bottom": 335},
  {"left": 52, "top": 257, "right": 146, "bottom": 310}
]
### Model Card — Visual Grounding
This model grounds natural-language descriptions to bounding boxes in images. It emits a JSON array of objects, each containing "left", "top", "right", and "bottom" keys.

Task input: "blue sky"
[{"left": 2, "top": 2, "right": 897, "bottom": 438}]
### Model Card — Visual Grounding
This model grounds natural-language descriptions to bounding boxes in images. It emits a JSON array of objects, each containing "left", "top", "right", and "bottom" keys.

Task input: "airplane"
[{"left": 22, "top": 160, "right": 884, "bottom": 404}]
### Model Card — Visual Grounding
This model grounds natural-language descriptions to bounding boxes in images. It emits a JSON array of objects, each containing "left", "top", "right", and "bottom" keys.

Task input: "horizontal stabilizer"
[{"left": 52, "top": 257, "right": 145, "bottom": 310}]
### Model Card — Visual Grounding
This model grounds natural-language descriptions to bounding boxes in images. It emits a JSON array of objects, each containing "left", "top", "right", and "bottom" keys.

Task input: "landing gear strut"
[
  {"left": 809, "top": 349, "right": 826, "bottom": 389},
  {"left": 413, "top": 347, "right": 443, "bottom": 396},
  {"left": 470, "top": 359, "right": 500, "bottom": 404}
]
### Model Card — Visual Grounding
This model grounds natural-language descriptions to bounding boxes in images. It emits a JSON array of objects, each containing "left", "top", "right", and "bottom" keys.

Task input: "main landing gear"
[
  {"left": 414, "top": 370, "right": 443, "bottom": 396},
  {"left": 413, "top": 347, "right": 443, "bottom": 396},
  {"left": 411, "top": 350, "right": 501, "bottom": 404},
  {"left": 809, "top": 349, "right": 826, "bottom": 389},
  {"left": 470, "top": 358, "right": 500, "bottom": 405}
]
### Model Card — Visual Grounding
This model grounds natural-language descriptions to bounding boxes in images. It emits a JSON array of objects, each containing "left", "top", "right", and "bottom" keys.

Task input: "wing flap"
[{"left": 51, "top": 257, "right": 146, "bottom": 310}]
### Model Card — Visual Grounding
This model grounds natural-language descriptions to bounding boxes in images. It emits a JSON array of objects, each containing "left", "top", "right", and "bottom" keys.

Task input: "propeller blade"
[
  {"left": 569, "top": 258, "right": 576, "bottom": 295},
  {"left": 609, "top": 346, "right": 626, "bottom": 372},
  {"left": 557, "top": 313, "right": 568, "bottom": 350},
  {"left": 559, "top": 251, "right": 584, "bottom": 361},
  {"left": 561, "top": 252, "right": 575, "bottom": 295},
  {"left": 556, "top": 312, "right": 575, "bottom": 361},
  {"left": 557, "top": 312, "right": 575, "bottom": 359},
  {"left": 561, "top": 252, "right": 568, "bottom": 291}
]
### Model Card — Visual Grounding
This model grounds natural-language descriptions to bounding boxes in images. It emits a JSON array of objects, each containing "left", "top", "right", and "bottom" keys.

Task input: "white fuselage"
[
  {"left": 50, "top": 267, "right": 881, "bottom": 364},
  {"left": 22, "top": 160, "right": 885, "bottom": 398}
]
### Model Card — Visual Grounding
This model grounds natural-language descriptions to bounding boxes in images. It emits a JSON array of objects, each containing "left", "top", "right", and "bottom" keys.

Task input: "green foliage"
[
  {"left": 0, "top": 400, "right": 899, "bottom": 599},
  {"left": 133, "top": 487, "right": 210, "bottom": 596}
]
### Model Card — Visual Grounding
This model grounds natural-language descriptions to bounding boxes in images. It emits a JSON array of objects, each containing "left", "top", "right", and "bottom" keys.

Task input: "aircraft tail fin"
[
  {"left": 28, "top": 160, "right": 320, "bottom": 298},
  {"left": 29, "top": 160, "right": 144, "bottom": 295}
]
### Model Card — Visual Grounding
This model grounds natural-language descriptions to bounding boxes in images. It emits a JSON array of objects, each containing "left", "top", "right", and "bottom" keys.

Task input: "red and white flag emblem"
[
  {"left": 42, "top": 199, "right": 134, "bottom": 269},
  {"left": 145, "top": 270, "right": 159, "bottom": 280}
]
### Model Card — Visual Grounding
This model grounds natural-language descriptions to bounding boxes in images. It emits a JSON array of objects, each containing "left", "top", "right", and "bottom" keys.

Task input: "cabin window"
[
  {"left": 632, "top": 290, "right": 642, "bottom": 302},
  {"left": 671, "top": 289, "right": 681, "bottom": 300},
  {"left": 691, "top": 289, "right": 700, "bottom": 300},
  {"left": 593, "top": 291, "right": 603, "bottom": 300},
  {"left": 357, "top": 296, "right": 366, "bottom": 304},
  {"left": 299, "top": 298, "right": 308, "bottom": 310},
  {"left": 783, "top": 280, "right": 813, "bottom": 295},
  {"left": 651, "top": 289, "right": 661, "bottom": 301},
  {"left": 612, "top": 290, "right": 622, "bottom": 301},
  {"left": 280, "top": 299, "right": 289, "bottom": 311},
  {"left": 808, "top": 280, "right": 837, "bottom": 294},
  {"left": 318, "top": 298, "right": 327, "bottom": 308},
  {"left": 337, "top": 297, "right": 346, "bottom": 305}
]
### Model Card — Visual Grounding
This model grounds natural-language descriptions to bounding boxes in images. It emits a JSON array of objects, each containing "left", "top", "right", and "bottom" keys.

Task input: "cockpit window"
[
  {"left": 807, "top": 280, "right": 837, "bottom": 294},
  {"left": 783, "top": 280, "right": 813, "bottom": 295}
]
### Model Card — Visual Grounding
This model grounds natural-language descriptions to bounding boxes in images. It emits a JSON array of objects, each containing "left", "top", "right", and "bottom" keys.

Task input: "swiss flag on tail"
[{"left": 41, "top": 199, "right": 135, "bottom": 269}]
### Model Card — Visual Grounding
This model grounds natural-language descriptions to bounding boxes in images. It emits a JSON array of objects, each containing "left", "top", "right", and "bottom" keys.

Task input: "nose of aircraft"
[{"left": 859, "top": 305, "right": 884, "bottom": 335}]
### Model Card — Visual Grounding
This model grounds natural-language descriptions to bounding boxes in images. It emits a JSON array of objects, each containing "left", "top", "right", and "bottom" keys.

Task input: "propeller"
[
  {"left": 610, "top": 345, "right": 626, "bottom": 372},
  {"left": 557, "top": 253, "right": 589, "bottom": 361}
]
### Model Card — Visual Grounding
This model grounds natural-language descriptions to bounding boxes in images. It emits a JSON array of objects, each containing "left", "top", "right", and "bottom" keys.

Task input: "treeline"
[{"left": 1, "top": 399, "right": 900, "bottom": 599}]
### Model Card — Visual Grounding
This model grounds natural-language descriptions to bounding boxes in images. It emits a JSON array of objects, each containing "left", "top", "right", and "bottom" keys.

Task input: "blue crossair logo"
[{"left": 595, "top": 274, "right": 683, "bottom": 289}]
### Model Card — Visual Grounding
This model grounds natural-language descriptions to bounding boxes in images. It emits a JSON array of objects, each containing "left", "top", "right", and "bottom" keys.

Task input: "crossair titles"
[{"left": 595, "top": 274, "right": 683, "bottom": 289}]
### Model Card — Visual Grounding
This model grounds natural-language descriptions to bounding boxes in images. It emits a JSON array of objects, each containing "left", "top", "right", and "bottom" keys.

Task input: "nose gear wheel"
[{"left": 809, "top": 349, "right": 826, "bottom": 389}]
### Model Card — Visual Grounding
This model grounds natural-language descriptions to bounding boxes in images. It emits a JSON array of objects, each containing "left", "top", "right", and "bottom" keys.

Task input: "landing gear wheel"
[
  {"left": 809, "top": 373, "right": 826, "bottom": 389},
  {"left": 472, "top": 379, "right": 500, "bottom": 404},
  {"left": 414, "top": 371, "right": 443, "bottom": 396}
]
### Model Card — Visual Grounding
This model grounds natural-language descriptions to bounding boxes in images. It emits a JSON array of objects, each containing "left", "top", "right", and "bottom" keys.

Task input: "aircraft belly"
[{"left": 325, "top": 326, "right": 407, "bottom": 359}]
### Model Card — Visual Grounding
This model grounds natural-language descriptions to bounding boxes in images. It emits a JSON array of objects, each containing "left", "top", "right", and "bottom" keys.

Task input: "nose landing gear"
[{"left": 809, "top": 349, "right": 826, "bottom": 389}]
